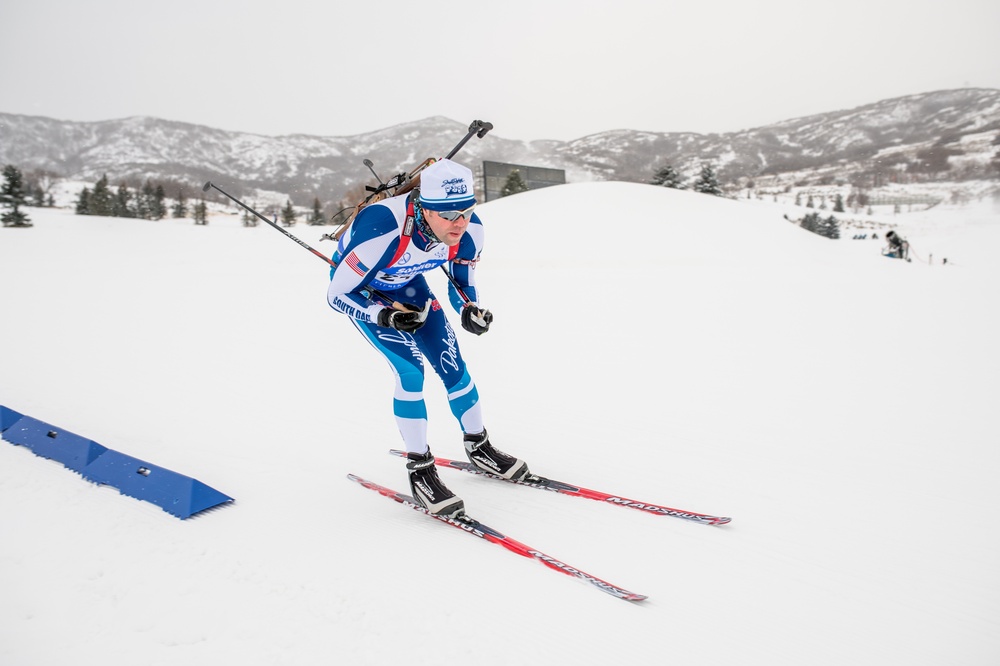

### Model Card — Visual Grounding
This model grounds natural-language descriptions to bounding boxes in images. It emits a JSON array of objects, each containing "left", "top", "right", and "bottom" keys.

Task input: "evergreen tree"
[
  {"left": 152, "top": 184, "right": 167, "bottom": 220},
  {"left": 172, "top": 188, "right": 188, "bottom": 218},
  {"left": 112, "top": 182, "right": 134, "bottom": 218},
  {"left": 136, "top": 180, "right": 154, "bottom": 219},
  {"left": 309, "top": 197, "right": 324, "bottom": 225},
  {"left": 500, "top": 169, "right": 529, "bottom": 197},
  {"left": 1, "top": 165, "right": 32, "bottom": 227},
  {"left": 692, "top": 164, "right": 723, "bottom": 196},
  {"left": 281, "top": 199, "right": 297, "bottom": 226},
  {"left": 651, "top": 164, "right": 684, "bottom": 189},
  {"left": 834, "top": 193, "right": 845, "bottom": 213},
  {"left": 819, "top": 215, "right": 840, "bottom": 240},
  {"left": 193, "top": 199, "right": 208, "bottom": 225},
  {"left": 799, "top": 212, "right": 840, "bottom": 240},
  {"left": 800, "top": 211, "right": 820, "bottom": 234},
  {"left": 242, "top": 202, "right": 257, "bottom": 227},
  {"left": 89, "top": 174, "right": 113, "bottom": 216},
  {"left": 76, "top": 187, "right": 91, "bottom": 215},
  {"left": 795, "top": 192, "right": 802, "bottom": 206}
]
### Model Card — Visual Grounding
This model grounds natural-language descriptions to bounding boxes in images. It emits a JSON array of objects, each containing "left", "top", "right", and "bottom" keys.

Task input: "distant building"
[{"left": 482, "top": 161, "right": 566, "bottom": 202}]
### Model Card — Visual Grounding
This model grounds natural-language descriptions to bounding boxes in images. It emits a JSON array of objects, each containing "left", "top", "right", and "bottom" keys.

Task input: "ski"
[
  {"left": 389, "top": 450, "right": 731, "bottom": 526},
  {"left": 347, "top": 473, "right": 647, "bottom": 602}
]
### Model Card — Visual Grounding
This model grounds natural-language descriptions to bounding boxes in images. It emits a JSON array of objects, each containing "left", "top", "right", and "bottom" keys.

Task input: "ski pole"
[
  {"left": 441, "top": 266, "right": 472, "bottom": 305},
  {"left": 441, "top": 119, "right": 490, "bottom": 306},
  {"left": 204, "top": 181, "right": 337, "bottom": 268},
  {"left": 201, "top": 181, "right": 414, "bottom": 310},
  {"left": 445, "top": 119, "right": 493, "bottom": 159}
]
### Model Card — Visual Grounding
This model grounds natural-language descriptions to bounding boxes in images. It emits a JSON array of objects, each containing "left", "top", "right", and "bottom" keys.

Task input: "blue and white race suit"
[{"left": 326, "top": 192, "right": 485, "bottom": 455}]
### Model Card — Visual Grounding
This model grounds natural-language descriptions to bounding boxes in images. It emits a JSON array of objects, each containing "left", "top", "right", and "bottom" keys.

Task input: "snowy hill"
[{"left": 2, "top": 184, "right": 999, "bottom": 665}]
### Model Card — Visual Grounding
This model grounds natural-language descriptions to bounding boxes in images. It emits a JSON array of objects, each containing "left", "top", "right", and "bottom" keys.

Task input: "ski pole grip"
[{"left": 444, "top": 119, "right": 492, "bottom": 160}]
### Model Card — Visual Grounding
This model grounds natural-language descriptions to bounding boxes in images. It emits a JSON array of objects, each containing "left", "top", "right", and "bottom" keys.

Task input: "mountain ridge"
[{"left": 2, "top": 88, "right": 998, "bottom": 205}]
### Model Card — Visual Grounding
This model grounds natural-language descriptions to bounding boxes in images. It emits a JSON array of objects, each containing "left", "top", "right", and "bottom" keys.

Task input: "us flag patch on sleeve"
[{"left": 345, "top": 252, "right": 369, "bottom": 276}]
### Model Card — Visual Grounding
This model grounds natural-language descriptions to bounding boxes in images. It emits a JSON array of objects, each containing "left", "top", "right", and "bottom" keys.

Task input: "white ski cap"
[{"left": 419, "top": 159, "right": 476, "bottom": 211}]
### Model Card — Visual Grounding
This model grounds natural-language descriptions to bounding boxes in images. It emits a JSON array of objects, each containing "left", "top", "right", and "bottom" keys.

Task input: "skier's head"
[
  {"left": 418, "top": 159, "right": 476, "bottom": 212},
  {"left": 415, "top": 159, "right": 477, "bottom": 247}
]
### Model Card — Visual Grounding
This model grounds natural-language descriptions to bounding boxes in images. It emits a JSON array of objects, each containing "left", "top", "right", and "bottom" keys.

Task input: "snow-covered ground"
[{"left": 2, "top": 183, "right": 998, "bottom": 665}]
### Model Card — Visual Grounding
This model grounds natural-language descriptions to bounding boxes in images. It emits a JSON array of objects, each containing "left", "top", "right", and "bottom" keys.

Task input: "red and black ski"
[
  {"left": 389, "top": 450, "right": 731, "bottom": 526},
  {"left": 347, "top": 473, "right": 647, "bottom": 602}
]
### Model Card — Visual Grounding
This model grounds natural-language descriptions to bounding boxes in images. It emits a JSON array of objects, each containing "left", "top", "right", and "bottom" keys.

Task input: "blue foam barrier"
[
  {"left": 1, "top": 415, "right": 108, "bottom": 472},
  {"left": 1, "top": 405, "right": 23, "bottom": 433},
  {"left": 81, "top": 450, "right": 234, "bottom": 519},
  {"left": 1, "top": 408, "right": 233, "bottom": 519}
]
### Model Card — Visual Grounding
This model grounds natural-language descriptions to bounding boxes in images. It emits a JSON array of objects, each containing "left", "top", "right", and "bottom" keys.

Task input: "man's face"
[{"left": 423, "top": 207, "right": 473, "bottom": 246}]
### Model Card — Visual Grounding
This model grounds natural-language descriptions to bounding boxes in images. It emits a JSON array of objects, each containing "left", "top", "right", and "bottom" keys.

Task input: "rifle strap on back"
[{"left": 388, "top": 197, "right": 417, "bottom": 266}]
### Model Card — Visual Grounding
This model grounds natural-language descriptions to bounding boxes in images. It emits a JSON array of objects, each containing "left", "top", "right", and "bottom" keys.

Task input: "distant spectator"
[{"left": 885, "top": 230, "right": 910, "bottom": 261}]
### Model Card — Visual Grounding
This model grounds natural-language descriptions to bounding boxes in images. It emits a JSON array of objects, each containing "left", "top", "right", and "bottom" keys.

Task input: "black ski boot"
[
  {"left": 463, "top": 429, "right": 530, "bottom": 481},
  {"left": 407, "top": 450, "right": 465, "bottom": 518}
]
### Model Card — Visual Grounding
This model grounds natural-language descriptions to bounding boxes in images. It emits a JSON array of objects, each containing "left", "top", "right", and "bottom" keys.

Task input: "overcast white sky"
[{"left": 3, "top": 0, "right": 999, "bottom": 142}]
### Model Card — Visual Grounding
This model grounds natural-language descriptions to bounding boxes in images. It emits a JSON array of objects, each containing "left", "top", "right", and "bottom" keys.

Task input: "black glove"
[
  {"left": 461, "top": 304, "right": 493, "bottom": 335},
  {"left": 378, "top": 299, "right": 430, "bottom": 332}
]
